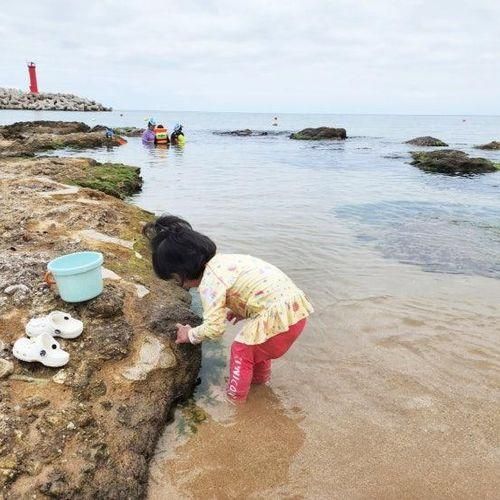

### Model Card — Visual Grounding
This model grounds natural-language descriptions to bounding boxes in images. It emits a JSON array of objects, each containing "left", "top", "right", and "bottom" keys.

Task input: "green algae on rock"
[
  {"left": 70, "top": 162, "right": 143, "bottom": 199},
  {"left": 410, "top": 149, "right": 498, "bottom": 175},
  {"left": 0, "top": 156, "right": 142, "bottom": 199}
]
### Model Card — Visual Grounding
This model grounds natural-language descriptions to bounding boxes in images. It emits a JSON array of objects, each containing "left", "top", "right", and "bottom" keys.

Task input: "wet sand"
[{"left": 148, "top": 249, "right": 500, "bottom": 499}]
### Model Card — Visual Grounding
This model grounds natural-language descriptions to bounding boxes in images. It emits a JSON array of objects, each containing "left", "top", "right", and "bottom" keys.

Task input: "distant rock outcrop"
[
  {"left": 213, "top": 129, "right": 268, "bottom": 137},
  {"left": 0, "top": 88, "right": 111, "bottom": 111},
  {"left": 290, "top": 127, "right": 347, "bottom": 140},
  {"left": 410, "top": 149, "right": 498, "bottom": 175},
  {"left": 405, "top": 136, "right": 448, "bottom": 147},
  {"left": 474, "top": 140, "right": 500, "bottom": 150}
]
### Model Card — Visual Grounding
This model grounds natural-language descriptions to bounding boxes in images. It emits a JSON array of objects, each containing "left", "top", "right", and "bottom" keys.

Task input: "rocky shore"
[
  {"left": 0, "top": 121, "right": 202, "bottom": 498},
  {"left": 0, "top": 88, "right": 111, "bottom": 112}
]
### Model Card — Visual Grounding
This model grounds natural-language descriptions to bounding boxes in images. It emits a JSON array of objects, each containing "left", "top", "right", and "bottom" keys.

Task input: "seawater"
[{"left": 2, "top": 110, "right": 500, "bottom": 498}]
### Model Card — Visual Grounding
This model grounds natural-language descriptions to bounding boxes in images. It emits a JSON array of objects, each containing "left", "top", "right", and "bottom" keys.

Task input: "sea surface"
[{"left": 2, "top": 110, "right": 500, "bottom": 498}]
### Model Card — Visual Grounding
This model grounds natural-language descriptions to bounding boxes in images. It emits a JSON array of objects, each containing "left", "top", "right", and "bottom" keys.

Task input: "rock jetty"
[
  {"left": 405, "top": 136, "right": 448, "bottom": 147},
  {"left": 410, "top": 149, "right": 499, "bottom": 175},
  {"left": 290, "top": 127, "right": 347, "bottom": 140},
  {"left": 0, "top": 121, "right": 202, "bottom": 498},
  {"left": 0, "top": 88, "right": 111, "bottom": 112}
]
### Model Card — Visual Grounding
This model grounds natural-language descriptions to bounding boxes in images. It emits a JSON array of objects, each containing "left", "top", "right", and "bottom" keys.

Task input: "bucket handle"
[{"left": 44, "top": 271, "right": 56, "bottom": 286}]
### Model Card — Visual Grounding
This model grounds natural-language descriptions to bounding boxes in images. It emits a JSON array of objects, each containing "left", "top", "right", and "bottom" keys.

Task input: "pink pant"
[{"left": 227, "top": 318, "right": 307, "bottom": 402}]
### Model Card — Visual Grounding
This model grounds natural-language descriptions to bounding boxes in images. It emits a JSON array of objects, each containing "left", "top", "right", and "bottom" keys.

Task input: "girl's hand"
[
  {"left": 226, "top": 311, "right": 244, "bottom": 324},
  {"left": 175, "top": 323, "right": 192, "bottom": 344}
]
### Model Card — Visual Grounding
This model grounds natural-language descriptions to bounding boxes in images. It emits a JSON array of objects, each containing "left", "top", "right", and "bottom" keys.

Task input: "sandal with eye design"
[
  {"left": 13, "top": 333, "right": 69, "bottom": 367},
  {"left": 26, "top": 311, "right": 83, "bottom": 339}
]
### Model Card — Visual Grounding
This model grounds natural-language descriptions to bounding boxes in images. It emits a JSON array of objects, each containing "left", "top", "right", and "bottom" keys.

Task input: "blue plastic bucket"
[{"left": 48, "top": 251, "right": 104, "bottom": 303}]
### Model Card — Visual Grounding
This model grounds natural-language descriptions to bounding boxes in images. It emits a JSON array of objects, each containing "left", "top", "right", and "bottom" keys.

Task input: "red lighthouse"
[{"left": 28, "top": 62, "right": 39, "bottom": 94}]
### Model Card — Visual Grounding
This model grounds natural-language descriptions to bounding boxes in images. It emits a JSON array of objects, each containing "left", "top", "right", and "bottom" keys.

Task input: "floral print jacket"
[{"left": 189, "top": 254, "right": 313, "bottom": 345}]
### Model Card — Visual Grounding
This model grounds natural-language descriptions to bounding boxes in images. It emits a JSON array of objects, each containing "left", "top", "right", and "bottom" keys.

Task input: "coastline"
[
  {"left": 1, "top": 114, "right": 499, "bottom": 498},
  {"left": 0, "top": 121, "right": 201, "bottom": 497}
]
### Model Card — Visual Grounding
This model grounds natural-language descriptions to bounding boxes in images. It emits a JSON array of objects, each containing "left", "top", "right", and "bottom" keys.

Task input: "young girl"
[{"left": 144, "top": 215, "right": 314, "bottom": 403}]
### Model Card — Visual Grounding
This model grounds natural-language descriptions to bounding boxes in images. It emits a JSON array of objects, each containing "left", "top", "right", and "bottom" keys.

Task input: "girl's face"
[{"left": 172, "top": 274, "right": 201, "bottom": 290}]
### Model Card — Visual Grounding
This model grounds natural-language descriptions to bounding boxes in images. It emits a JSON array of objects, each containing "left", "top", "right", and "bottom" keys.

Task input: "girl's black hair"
[{"left": 143, "top": 214, "right": 216, "bottom": 282}]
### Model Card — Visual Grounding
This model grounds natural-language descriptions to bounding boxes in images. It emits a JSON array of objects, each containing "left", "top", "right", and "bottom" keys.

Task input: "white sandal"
[
  {"left": 26, "top": 311, "right": 83, "bottom": 339},
  {"left": 13, "top": 333, "right": 69, "bottom": 367}
]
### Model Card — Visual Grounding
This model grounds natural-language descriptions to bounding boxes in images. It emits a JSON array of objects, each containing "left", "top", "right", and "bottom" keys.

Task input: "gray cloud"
[{"left": 1, "top": 0, "right": 499, "bottom": 113}]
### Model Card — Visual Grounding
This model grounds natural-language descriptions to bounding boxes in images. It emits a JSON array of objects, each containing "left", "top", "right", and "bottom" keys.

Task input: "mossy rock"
[
  {"left": 290, "top": 127, "right": 347, "bottom": 140},
  {"left": 405, "top": 136, "right": 448, "bottom": 147},
  {"left": 410, "top": 149, "right": 497, "bottom": 175},
  {"left": 68, "top": 162, "right": 143, "bottom": 199}
]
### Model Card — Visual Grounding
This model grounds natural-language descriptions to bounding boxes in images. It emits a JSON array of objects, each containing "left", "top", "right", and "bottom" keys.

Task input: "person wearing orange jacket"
[{"left": 154, "top": 124, "right": 170, "bottom": 145}]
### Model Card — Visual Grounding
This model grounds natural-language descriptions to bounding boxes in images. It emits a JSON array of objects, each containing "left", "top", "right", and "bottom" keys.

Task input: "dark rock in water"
[
  {"left": 91, "top": 126, "right": 144, "bottom": 137},
  {"left": 474, "top": 140, "right": 500, "bottom": 150},
  {"left": 383, "top": 153, "right": 407, "bottom": 159},
  {"left": 214, "top": 129, "right": 268, "bottom": 137},
  {"left": 290, "top": 127, "right": 347, "bottom": 140},
  {"left": 0, "top": 120, "right": 91, "bottom": 138},
  {"left": 114, "top": 127, "right": 144, "bottom": 137},
  {"left": 410, "top": 149, "right": 498, "bottom": 175},
  {"left": 405, "top": 136, "right": 448, "bottom": 147},
  {"left": 0, "top": 120, "right": 127, "bottom": 157}
]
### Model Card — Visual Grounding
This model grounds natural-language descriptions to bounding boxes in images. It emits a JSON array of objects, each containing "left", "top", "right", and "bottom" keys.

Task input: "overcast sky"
[{"left": 1, "top": 0, "right": 499, "bottom": 114}]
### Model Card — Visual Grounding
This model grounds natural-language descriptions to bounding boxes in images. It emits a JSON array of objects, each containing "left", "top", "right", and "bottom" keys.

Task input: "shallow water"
[{"left": 2, "top": 110, "right": 500, "bottom": 497}]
